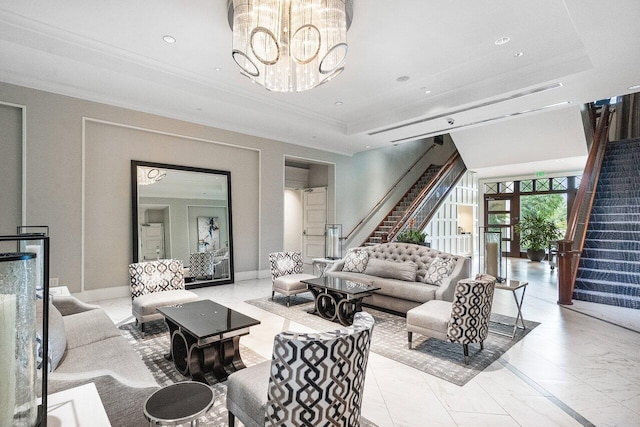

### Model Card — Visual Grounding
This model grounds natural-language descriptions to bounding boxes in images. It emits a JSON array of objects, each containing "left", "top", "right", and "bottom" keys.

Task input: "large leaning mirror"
[{"left": 131, "top": 161, "right": 234, "bottom": 288}]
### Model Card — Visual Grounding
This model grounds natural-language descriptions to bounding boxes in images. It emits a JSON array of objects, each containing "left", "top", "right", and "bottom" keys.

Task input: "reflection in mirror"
[{"left": 132, "top": 161, "right": 233, "bottom": 288}]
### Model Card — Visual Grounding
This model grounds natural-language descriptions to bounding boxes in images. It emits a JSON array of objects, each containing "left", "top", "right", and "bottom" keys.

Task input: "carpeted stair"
[
  {"left": 364, "top": 165, "right": 441, "bottom": 246},
  {"left": 574, "top": 138, "right": 640, "bottom": 309}
]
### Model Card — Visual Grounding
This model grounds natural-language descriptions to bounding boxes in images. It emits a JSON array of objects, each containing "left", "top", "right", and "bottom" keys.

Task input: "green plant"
[
  {"left": 514, "top": 212, "right": 562, "bottom": 251},
  {"left": 395, "top": 229, "right": 428, "bottom": 245}
]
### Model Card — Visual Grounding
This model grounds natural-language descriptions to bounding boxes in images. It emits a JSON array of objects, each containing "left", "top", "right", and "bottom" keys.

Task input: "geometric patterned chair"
[
  {"left": 406, "top": 274, "right": 496, "bottom": 364},
  {"left": 268, "top": 251, "right": 315, "bottom": 307},
  {"left": 226, "top": 311, "right": 375, "bottom": 427},
  {"left": 189, "top": 252, "right": 215, "bottom": 279},
  {"left": 129, "top": 259, "right": 198, "bottom": 331}
]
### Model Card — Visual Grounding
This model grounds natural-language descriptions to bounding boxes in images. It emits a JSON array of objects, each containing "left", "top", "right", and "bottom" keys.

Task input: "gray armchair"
[
  {"left": 268, "top": 251, "right": 315, "bottom": 307},
  {"left": 406, "top": 274, "right": 496, "bottom": 364},
  {"left": 227, "top": 311, "right": 375, "bottom": 427}
]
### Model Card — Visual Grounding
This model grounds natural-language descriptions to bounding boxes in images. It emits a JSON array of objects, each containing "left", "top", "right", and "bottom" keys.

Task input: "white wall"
[
  {"left": 0, "top": 103, "right": 22, "bottom": 240},
  {"left": 0, "top": 81, "right": 446, "bottom": 297}
]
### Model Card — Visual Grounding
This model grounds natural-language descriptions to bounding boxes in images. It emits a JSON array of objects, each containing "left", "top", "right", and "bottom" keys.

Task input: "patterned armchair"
[
  {"left": 406, "top": 274, "right": 496, "bottom": 364},
  {"left": 227, "top": 311, "right": 375, "bottom": 427},
  {"left": 129, "top": 259, "right": 198, "bottom": 331},
  {"left": 268, "top": 251, "right": 315, "bottom": 307}
]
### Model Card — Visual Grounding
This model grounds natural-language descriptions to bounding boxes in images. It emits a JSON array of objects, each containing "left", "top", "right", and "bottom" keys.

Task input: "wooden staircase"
[{"left": 363, "top": 165, "right": 442, "bottom": 246}]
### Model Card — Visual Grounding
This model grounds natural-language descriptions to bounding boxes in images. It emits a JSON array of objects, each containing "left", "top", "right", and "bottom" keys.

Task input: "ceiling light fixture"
[
  {"left": 514, "top": 52, "right": 524, "bottom": 57},
  {"left": 494, "top": 36, "right": 511, "bottom": 45},
  {"left": 137, "top": 167, "right": 167, "bottom": 186},
  {"left": 162, "top": 35, "right": 176, "bottom": 44},
  {"left": 628, "top": 84, "right": 640, "bottom": 90},
  {"left": 334, "top": 101, "right": 343, "bottom": 106},
  {"left": 227, "top": 0, "right": 353, "bottom": 92},
  {"left": 396, "top": 76, "right": 410, "bottom": 82},
  {"left": 420, "top": 87, "right": 432, "bottom": 94}
]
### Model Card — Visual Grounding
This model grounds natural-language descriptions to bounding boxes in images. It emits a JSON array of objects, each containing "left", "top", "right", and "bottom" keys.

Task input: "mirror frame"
[{"left": 131, "top": 160, "right": 234, "bottom": 288}]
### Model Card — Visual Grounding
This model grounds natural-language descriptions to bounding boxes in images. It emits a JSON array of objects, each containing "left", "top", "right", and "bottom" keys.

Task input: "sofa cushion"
[
  {"left": 51, "top": 335, "right": 158, "bottom": 388},
  {"left": 372, "top": 277, "right": 438, "bottom": 303},
  {"left": 63, "top": 308, "right": 121, "bottom": 350},
  {"left": 132, "top": 289, "right": 198, "bottom": 317},
  {"left": 342, "top": 250, "right": 369, "bottom": 273},
  {"left": 424, "top": 257, "right": 456, "bottom": 286},
  {"left": 365, "top": 258, "right": 418, "bottom": 282}
]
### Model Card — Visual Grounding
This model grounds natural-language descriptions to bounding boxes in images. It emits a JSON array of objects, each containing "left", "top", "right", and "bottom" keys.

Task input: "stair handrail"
[
  {"left": 558, "top": 104, "right": 612, "bottom": 305},
  {"left": 386, "top": 151, "right": 464, "bottom": 242},
  {"left": 342, "top": 143, "right": 437, "bottom": 242}
]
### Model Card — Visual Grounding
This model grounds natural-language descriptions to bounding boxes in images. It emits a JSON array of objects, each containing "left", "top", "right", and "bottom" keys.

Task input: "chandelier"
[
  {"left": 228, "top": 0, "right": 353, "bottom": 92},
  {"left": 137, "top": 167, "right": 166, "bottom": 186}
]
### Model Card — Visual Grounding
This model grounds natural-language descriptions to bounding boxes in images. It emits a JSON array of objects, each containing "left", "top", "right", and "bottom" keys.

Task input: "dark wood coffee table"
[
  {"left": 301, "top": 276, "right": 380, "bottom": 326},
  {"left": 157, "top": 300, "right": 260, "bottom": 383}
]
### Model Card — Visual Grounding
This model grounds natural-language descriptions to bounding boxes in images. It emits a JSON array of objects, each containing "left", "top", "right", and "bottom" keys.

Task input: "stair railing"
[
  {"left": 386, "top": 152, "right": 466, "bottom": 242},
  {"left": 558, "top": 104, "right": 612, "bottom": 305},
  {"left": 342, "top": 143, "right": 437, "bottom": 244}
]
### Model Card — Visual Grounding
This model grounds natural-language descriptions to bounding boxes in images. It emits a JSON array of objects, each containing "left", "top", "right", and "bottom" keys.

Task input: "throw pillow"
[
  {"left": 342, "top": 250, "right": 369, "bottom": 273},
  {"left": 364, "top": 258, "right": 418, "bottom": 282},
  {"left": 424, "top": 257, "right": 456, "bottom": 286}
]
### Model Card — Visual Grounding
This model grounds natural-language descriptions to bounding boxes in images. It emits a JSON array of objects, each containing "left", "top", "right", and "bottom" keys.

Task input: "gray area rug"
[
  {"left": 246, "top": 295, "right": 540, "bottom": 386},
  {"left": 119, "top": 319, "right": 378, "bottom": 426}
]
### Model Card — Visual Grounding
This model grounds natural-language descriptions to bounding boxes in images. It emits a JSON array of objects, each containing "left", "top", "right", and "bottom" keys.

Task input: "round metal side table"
[{"left": 143, "top": 381, "right": 215, "bottom": 426}]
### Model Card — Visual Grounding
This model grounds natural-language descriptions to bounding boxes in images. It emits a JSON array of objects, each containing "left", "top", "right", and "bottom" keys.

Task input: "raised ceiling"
[{"left": 0, "top": 0, "right": 638, "bottom": 165}]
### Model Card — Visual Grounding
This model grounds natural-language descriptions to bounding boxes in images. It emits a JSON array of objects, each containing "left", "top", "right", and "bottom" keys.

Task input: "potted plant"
[
  {"left": 395, "top": 218, "right": 430, "bottom": 246},
  {"left": 514, "top": 212, "right": 561, "bottom": 262}
]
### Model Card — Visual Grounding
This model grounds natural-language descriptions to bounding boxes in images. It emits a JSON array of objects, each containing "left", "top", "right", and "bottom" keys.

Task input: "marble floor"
[{"left": 96, "top": 258, "right": 640, "bottom": 427}]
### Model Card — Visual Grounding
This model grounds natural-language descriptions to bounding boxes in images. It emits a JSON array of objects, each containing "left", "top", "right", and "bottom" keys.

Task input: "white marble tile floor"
[{"left": 94, "top": 258, "right": 640, "bottom": 426}]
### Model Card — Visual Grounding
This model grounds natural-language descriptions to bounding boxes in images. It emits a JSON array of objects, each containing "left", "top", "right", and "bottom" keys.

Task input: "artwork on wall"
[{"left": 198, "top": 216, "right": 219, "bottom": 252}]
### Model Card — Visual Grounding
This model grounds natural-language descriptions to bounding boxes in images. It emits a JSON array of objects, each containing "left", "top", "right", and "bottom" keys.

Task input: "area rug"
[
  {"left": 119, "top": 320, "right": 378, "bottom": 426},
  {"left": 245, "top": 295, "right": 540, "bottom": 386}
]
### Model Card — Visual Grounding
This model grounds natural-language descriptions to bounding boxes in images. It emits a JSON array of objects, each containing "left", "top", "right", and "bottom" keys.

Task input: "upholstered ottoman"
[
  {"left": 406, "top": 300, "right": 452, "bottom": 347},
  {"left": 132, "top": 290, "right": 198, "bottom": 329}
]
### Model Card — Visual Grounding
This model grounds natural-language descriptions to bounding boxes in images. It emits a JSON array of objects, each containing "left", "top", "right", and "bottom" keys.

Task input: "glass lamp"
[
  {"left": 0, "top": 232, "right": 50, "bottom": 427},
  {"left": 325, "top": 224, "right": 342, "bottom": 260}
]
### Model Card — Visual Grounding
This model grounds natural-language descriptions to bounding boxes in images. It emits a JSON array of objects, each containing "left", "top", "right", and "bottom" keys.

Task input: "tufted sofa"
[{"left": 326, "top": 243, "right": 471, "bottom": 314}]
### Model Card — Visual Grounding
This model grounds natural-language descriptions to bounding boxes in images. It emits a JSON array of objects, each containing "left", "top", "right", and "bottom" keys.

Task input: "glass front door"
[{"left": 485, "top": 195, "right": 520, "bottom": 257}]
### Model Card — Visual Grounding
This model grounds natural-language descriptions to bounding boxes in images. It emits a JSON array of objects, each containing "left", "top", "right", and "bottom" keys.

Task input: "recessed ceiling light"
[
  {"left": 396, "top": 75, "right": 410, "bottom": 82},
  {"left": 214, "top": 67, "right": 221, "bottom": 72},
  {"left": 494, "top": 36, "right": 511, "bottom": 45},
  {"left": 365, "top": 145, "right": 371, "bottom": 149},
  {"left": 420, "top": 87, "right": 432, "bottom": 94},
  {"left": 163, "top": 35, "right": 176, "bottom": 44},
  {"left": 196, "top": 107, "right": 202, "bottom": 111},
  {"left": 628, "top": 84, "right": 640, "bottom": 90},
  {"left": 334, "top": 101, "right": 343, "bottom": 106},
  {"left": 514, "top": 52, "right": 524, "bottom": 57}
]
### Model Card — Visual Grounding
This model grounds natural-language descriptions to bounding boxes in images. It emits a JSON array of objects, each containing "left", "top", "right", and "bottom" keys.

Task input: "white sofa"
[{"left": 326, "top": 243, "right": 471, "bottom": 314}]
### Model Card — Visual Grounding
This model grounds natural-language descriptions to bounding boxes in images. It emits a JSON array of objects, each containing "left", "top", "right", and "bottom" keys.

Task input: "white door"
[
  {"left": 140, "top": 223, "right": 165, "bottom": 261},
  {"left": 303, "top": 187, "right": 327, "bottom": 264}
]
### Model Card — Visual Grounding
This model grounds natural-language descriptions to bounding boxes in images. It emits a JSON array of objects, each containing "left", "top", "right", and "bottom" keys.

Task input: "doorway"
[
  {"left": 283, "top": 158, "right": 334, "bottom": 265},
  {"left": 484, "top": 195, "right": 519, "bottom": 257}
]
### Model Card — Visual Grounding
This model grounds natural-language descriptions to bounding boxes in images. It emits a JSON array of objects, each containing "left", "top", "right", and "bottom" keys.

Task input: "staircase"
[
  {"left": 573, "top": 137, "right": 640, "bottom": 309},
  {"left": 363, "top": 165, "right": 441, "bottom": 246}
]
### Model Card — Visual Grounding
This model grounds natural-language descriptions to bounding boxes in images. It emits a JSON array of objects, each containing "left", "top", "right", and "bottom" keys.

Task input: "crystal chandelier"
[
  {"left": 228, "top": 0, "right": 353, "bottom": 92},
  {"left": 137, "top": 167, "right": 166, "bottom": 186}
]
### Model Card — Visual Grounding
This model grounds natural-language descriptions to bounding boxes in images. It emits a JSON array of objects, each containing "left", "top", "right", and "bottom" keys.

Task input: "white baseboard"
[
  {"left": 75, "top": 286, "right": 131, "bottom": 302},
  {"left": 75, "top": 271, "right": 269, "bottom": 302}
]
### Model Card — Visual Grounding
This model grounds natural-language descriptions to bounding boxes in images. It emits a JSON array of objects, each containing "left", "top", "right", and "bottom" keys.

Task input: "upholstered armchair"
[
  {"left": 129, "top": 259, "right": 198, "bottom": 331},
  {"left": 268, "top": 251, "right": 315, "bottom": 307},
  {"left": 406, "top": 274, "right": 496, "bottom": 364},
  {"left": 227, "top": 311, "right": 375, "bottom": 427}
]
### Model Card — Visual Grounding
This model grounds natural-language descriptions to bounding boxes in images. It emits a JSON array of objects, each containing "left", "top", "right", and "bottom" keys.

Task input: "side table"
[
  {"left": 312, "top": 258, "right": 340, "bottom": 277},
  {"left": 143, "top": 381, "right": 215, "bottom": 426},
  {"left": 491, "top": 280, "right": 528, "bottom": 339}
]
